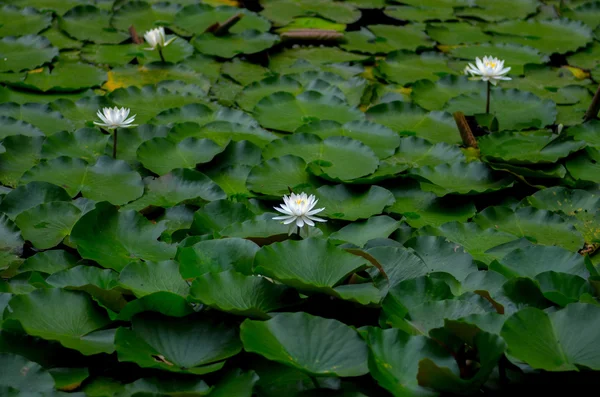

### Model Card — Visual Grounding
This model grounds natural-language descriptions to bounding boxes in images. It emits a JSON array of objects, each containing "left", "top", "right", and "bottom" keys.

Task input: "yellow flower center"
[
  {"left": 485, "top": 61, "right": 496, "bottom": 68},
  {"left": 296, "top": 199, "right": 305, "bottom": 205}
]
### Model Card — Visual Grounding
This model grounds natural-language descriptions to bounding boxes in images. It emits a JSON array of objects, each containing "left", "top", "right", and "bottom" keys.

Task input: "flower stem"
[
  {"left": 309, "top": 375, "right": 319, "bottom": 389},
  {"left": 157, "top": 47, "right": 165, "bottom": 63},
  {"left": 112, "top": 129, "right": 118, "bottom": 159},
  {"left": 486, "top": 81, "right": 491, "bottom": 114},
  {"left": 295, "top": 226, "right": 302, "bottom": 239}
]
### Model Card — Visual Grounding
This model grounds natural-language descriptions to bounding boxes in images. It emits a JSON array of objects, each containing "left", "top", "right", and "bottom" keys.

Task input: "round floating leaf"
[
  {"left": 137, "top": 137, "right": 226, "bottom": 175},
  {"left": 567, "top": 41, "right": 600, "bottom": 70},
  {"left": 236, "top": 75, "right": 302, "bottom": 112},
  {"left": 190, "top": 199, "right": 255, "bottom": 236},
  {"left": 125, "top": 169, "right": 226, "bottom": 211},
  {"left": 329, "top": 215, "right": 401, "bottom": 247},
  {"left": 0, "top": 353, "right": 55, "bottom": 392},
  {"left": 566, "top": 148, "right": 600, "bottom": 183},
  {"left": 426, "top": 22, "right": 491, "bottom": 45},
  {"left": 119, "top": 260, "right": 189, "bottom": 298},
  {"left": 81, "top": 39, "right": 194, "bottom": 67},
  {"left": 41, "top": 128, "right": 109, "bottom": 162},
  {"left": 445, "top": 89, "right": 557, "bottom": 131},
  {"left": 456, "top": 0, "right": 539, "bottom": 21},
  {"left": 535, "top": 271, "right": 593, "bottom": 307},
  {"left": 0, "top": 103, "right": 74, "bottom": 135},
  {"left": 192, "top": 30, "right": 279, "bottom": 58},
  {"left": 260, "top": 0, "right": 361, "bottom": 25},
  {"left": 253, "top": 238, "right": 369, "bottom": 294},
  {"left": 568, "top": 120, "right": 600, "bottom": 149},
  {"left": 487, "top": 19, "right": 593, "bottom": 54},
  {"left": 384, "top": 5, "right": 454, "bottom": 22},
  {"left": 0, "top": 116, "right": 44, "bottom": 139},
  {"left": 20, "top": 62, "right": 107, "bottom": 92},
  {"left": 116, "top": 291, "right": 193, "bottom": 321},
  {"left": 15, "top": 202, "right": 82, "bottom": 249},
  {"left": 104, "top": 64, "right": 209, "bottom": 92},
  {"left": 409, "top": 161, "right": 514, "bottom": 196},
  {"left": 115, "top": 313, "right": 242, "bottom": 374},
  {"left": 5, "top": 289, "right": 113, "bottom": 355},
  {"left": 0, "top": 5, "right": 51, "bottom": 37},
  {"left": 474, "top": 206, "right": 585, "bottom": 252},
  {"left": 342, "top": 25, "right": 433, "bottom": 54},
  {"left": 479, "top": 131, "right": 585, "bottom": 165},
  {"left": 411, "top": 75, "right": 487, "bottom": 111},
  {"left": 490, "top": 245, "right": 589, "bottom": 279},
  {"left": 0, "top": 35, "right": 58, "bottom": 73},
  {"left": 59, "top": 5, "right": 129, "bottom": 44},
  {"left": 0, "top": 181, "right": 71, "bottom": 220},
  {"left": 50, "top": 96, "right": 115, "bottom": 130},
  {"left": 378, "top": 51, "right": 452, "bottom": 85},
  {"left": 366, "top": 101, "right": 461, "bottom": 144},
  {"left": 564, "top": 1, "right": 600, "bottom": 30},
  {"left": 111, "top": 1, "right": 182, "bottom": 33},
  {"left": 0, "top": 214, "right": 24, "bottom": 271},
  {"left": 71, "top": 203, "right": 176, "bottom": 271},
  {"left": 385, "top": 179, "right": 476, "bottom": 228},
  {"left": 177, "top": 237, "right": 259, "bottom": 278},
  {"left": 419, "top": 222, "right": 519, "bottom": 265},
  {"left": 168, "top": 121, "right": 276, "bottom": 148},
  {"left": 449, "top": 43, "right": 549, "bottom": 76},
  {"left": 241, "top": 312, "right": 368, "bottom": 376},
  {"left": 120, "top": 377, "right": 211, "bottom": 397},
  {"left": 382, "top": 137, "right": 465, "bottom": 174},
  {"left": 246, "top": 155, "right": 318, "bottom": 197},
  {"left": 0, "top": 135, "right": 43, "bottom": 187},
  {"left": 153, "top": 105, "right": 257, "bottom": 127},
  {"left": 296, "top": 120, "right": 400, "bottom": 159},
  {"left": 174, "top": 4, "right": 271, "bottom": 34},
  {"left": 316, "top": 184, "right": 395, "bottom": 221},
  {"left": 254, "top": 91, "right": 364, "bottom": 133},
  {"left": 269, "top": 47, "right": 368, "bottom": 71},
  {"left": 365, "top": 327, "right": 457, "bottom": 397},
  {"left": 501, "top": 303, "right": 600, "bottom": 371},
  {"left": 22, "top": 156, "right": 144, "bottom": 205},
  {"left": 190, "top": 270, "right": 299, "bottom": 319}
]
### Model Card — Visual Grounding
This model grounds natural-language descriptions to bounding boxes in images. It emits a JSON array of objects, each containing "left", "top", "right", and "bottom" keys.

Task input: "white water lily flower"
[
  {"left": 144, "top": 27, "right": 175, "bottom": 50},
  {"left": 273, "top": 192, "right": 326, "bottom": 234},
  {"left": 94, "top": 107, "right": 137, "bottom": 130},
  {"left": 464, "top": 56, "right": 511, "bottom": 85}
]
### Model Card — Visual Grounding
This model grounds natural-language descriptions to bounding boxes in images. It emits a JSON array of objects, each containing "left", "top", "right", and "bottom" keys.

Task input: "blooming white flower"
[
  {"left": 273, "top": 192, "right": 326, "bottom": 234},
  {"left": 144, "top": 27, "right": 175, "bottom": 50},
  {"left": 94, "top": 107, "right": 137, "bottom": 130},
  {"left": 464, "top": 56, "right": 511, "bottom": 85}
]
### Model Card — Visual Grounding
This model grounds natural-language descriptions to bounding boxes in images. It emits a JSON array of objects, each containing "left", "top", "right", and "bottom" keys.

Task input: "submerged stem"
[
  {"left": 112, "top": 129, "right": 118, "bottom": 159},
  {"left": 486, "top": 81, "right": 491, "bottom": 114},
  {"left": 157, "top": 47, "right": 165, "bottom": 63},
  {"left": 309, "top": 375, "right": 320, "bottom": 389}
]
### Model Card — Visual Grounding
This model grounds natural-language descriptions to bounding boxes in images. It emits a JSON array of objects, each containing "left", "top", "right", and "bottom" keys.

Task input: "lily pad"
[
  {"left": 167, "top": 121, "right": 276, "bottom": 148},
  {"left": 14, "top": 202, "right": 82, "bottom": 249},
  {"left": 409, "top": 161, "right": 514, "bottom": 196},
  {"left": 449, "top": 43, "right": 549, "bottom": 76},
  {"left": 0, "top": 35, "right": 58, "bottom": 73},
  {"left": 426, "top": 22, "right": 491, "bottom": 45},
  {"left": 192, "top": 30, "right": 279, "bottom": 58},
  {"left": 0, "top": 353, "right": 55, "bottom": 392},
  {"left": 384, "top": 5, "right": 455, "bottom": 22},
  {"left": 0, "top": 5, "right": 52, "bottom": 37},
  {"left": 0, "top": 135, "right": 43, "bottom": 187},
  {"left": 236, "top": 75, "right": 302, "bottom": 112},
  {"left": 411, "top": 75, "right": 486, "bottom": 110},
  {"left": 174, "top": 4, "right": 271, "bottom": 34},
  {"left": 70, "top": 203, "right": 176, "bottom": 271},
  {"left": 19, "top": 62, "right": 107, "bottom": 92},
  {"left": 342, "top": 25, "right": 433, "bottom": 54},
  {"left": 115, "top": 313, "right": 241, "bottom": 374},
  {"left": 378, "top": 51, "right": 453, "bottom": 86},
  {"left": 456, "top": 0, "right": 539, "bottom": 21},
  {"left": 566, "top": 148, "right": 600, "bottom": 184},
  {"left": 59, "top": 5, "right": 129, "bottom": 44},
  {"left": 41, "top": 128, "right": 109, "bottom": 162},
  {"left": 316, "top": 184, "right": 395, "bottom": 221},
  {"left": 0, "top": 181, "right": 70, "bottom": 220},
  {"left": 0, "top": 103, "right": 73, "bottom": 136},
  {"left": 260, "top": 0, "right": 361, "bottom": 25},
  {"left": 111, "top": 1, "right": 182, "bottom": 33},
  {"left": 119, "top": 260, "right": 189, "bottom": 298},
  {"left": 246, "top": 155, "right": 318, "bottom": 197},
  {"left": 329, "top": 215, "right": 401, "bottom": 247},
  {"left": 563, "top": 1, "right": 600, "bottom": 29},
  {"left": 241, "top": 312, "right": 368, "bottom": 376}
]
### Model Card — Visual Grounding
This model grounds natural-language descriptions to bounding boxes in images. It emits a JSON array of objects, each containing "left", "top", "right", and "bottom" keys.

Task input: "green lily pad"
[
  {"left": 152, "top": 104, "right": 256, "bottom": 126},
  {"left": 567, "top": 41, "right": 600, "bottom": 70},
  {"left": 241, "top": 312, "right": 368, "bottom": 376},
  {"left": 14, "top": 202, "right": 82, "bottom": 249},
  {"left": 0, "top": 214, "right": 24, "bottom": 271},
  {"left": 177, "top": 237, "right": 259, "bottom": 278},
  {"left": 174, "top": 4, "right": 271, "bottom": 35},
  {"left": 409, "top": 161, "right": 514, "bottom": 196},
  {"left": 22, "top": 156, "right": 144, "bottom": 205},
  {"left": 8, "top": 0, "right": 84, "bottom": 15},
  {"left": 566, "top": 148, "right": 600, "bottom": 183},
  {"left": 487, "top": 19, "right": 593, "bottom": 54},
  {"left": 137, "top": 137, "right": 226, "bottom": 175},
  {"left": 246, "top": 155, "right": 318, "bottom": 197},
  {"left": 563, "top": 1, "right": 600, "bottom": 30},
  {"left": 316, "top": 184, "right": 395, "bottom": 221},
  {"left": 535, "top": 271, "right": 593, "bottom": 307},
  {"left": 167, "top": 121, "right": 276, "bottom": 148},
  {"left": 115, "top": 313, "right": 241, "bottom": 374},
  {"left": 366, "top": 101, "right": 461, "bottom": 144},
  {"left": 104, "top": 64, "right": 209, "bottom": 92},
  {"left": 263, "top": 133, "right": 378, "bottom": 181},
  {"left": 490, "top": 245, "right": 589, "bottom": 279},
  {"left": 0, "top": 353, "right": 55, "bottom": 392},
  {"left": 119, "top": 260, "right": 189, "bottom": 298},
  {"left": 449, "top": 43, "right": 549, "bottom": 75},
  {"left": 329, "top": 215, "right": 401, "bottom": 247},
  {"left": 384, "top": 5, "right": 455, "bottom": 22},
  {"left": 567, "top": 120, "right": 600, "bottom": 149},
  {"left": 501, "top": 303, "right": 600, "bottom": 370},
  {"left": 111, "top": 1, "right": 182, "bottom": 33},
  {"left": 296, "top": 120, "right": 400, "bottom": 159},
  {"left": 116, "top": 291, "right": 193, "bottom": 321},
  {"left": 0, "top": 181, "right": 70, "bottom": 220},
  {"left": 411, "top": 75, "right": 487, "bottom": 110},
  {"left": 190, "top": 270, "right": 299, "bottom": 319},
  {"left": 59, "top": 5, "right": 129, "bottom": 44},
  {"left": 0, "top": 35, "right": 58, "bottom": 73},
  {"left": 236, "top": 75, "right": 302, "bottom": 112},
  {"left": 445, "top": 89, "right": 557, "bottom": 131},
  {"left": 377, "top": 51, "right": 453, "bottom": 85},
  {"left": 0, "top": 116, "right": 44, "bottom": 139},
  {"left": 382, "top": 137, "right": 465, "bottom": 174},
  {"left": 41, "top": 128, "right": 109, "bottom": 162},
  {"left": 70, "top": 203, "right": 176, "bottom": 271},
  {"left": 0, "top": 103, "right": 74, "bottom": 136},
  {"left": 0, "top": 5, "right": 51, "bottom": 37},
  {"left": 342, "top": 25, "right": 433, "bottom": 54},
  {"left": 479, "top": 131, "right": 586, "bottom": 164},
  {"left": 385, "top": 179, "right": 476, "bottom": 228},
  {"left": 190, "top": 199, "right": 255, "bottom": 236},
  {"left": 260, "top": 0, "right": 361, "bottom": 25},
  {"left": 0, "top": 135, "right": 43, "bottom": 187},
  {"left": 4, "top": 288, "right": 113, "bottom": 355},
  {"left": 269, "top": 47, "right": 368, "bottom": 72},
  {"left": 50, "top": 96, "right": 114, "bottom": 130},
  {"left": 81, "top": 39, "right": 194, "bottom": 67},
  {"left": 456, "top": 0, "right": 539, "bottom": 21},
  {"left": 426, "top": 22, "right": 491, "bottom": 45},
  {"left": 192, "top": 30, "right": 279, "bottom": 58},
  {"left": 18, "top": 62, "right": 107, "bottom": 92},
  {"left": 254, "top": 91, "right": 364, "bottom": 133},
  {"left": 474, "top": 206, "right": 585, "bottom": 252},
  {"left": 125, "top": 168, "right": 226, "bottom": 211},
  {"left": 120, "top": 377, "right": 211, "bottom": 397}
]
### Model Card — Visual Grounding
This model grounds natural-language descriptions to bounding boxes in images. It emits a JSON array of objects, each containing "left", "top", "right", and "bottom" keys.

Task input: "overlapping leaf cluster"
[{"left": 1, "top": 0, "right": 600, "bottom": 395}]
